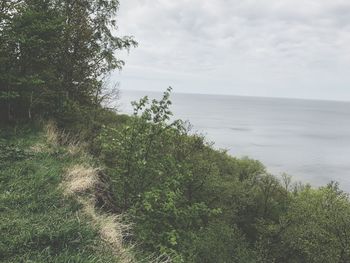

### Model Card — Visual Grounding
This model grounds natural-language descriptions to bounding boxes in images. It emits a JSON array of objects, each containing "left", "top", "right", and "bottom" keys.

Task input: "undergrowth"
[{"left": 0, "top": 127, "right": 119, "bottom": 262}]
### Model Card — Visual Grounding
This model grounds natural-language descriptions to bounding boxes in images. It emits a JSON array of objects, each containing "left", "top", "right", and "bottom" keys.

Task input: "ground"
[{"left": 0, "top": 127, "right": 119, "bottom": 263}]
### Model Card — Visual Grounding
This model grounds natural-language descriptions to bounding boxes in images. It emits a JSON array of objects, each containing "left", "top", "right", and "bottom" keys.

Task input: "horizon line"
[{"left": 119, "top": 88, "right": 350, "bottom": 104}]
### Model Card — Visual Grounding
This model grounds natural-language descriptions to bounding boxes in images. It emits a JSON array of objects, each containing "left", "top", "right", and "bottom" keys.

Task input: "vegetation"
[
  {"left": 0, "top": 0, "right": 136, "bottom": 127},
  {"left": 0, "top": 127, "right": 119, "bottom": 262},
  {"left": 97, "top": 89, "right": 350, "bottom": 262},
  {"left": 1, "top": 0, "right": 350, "bottom": 262}
]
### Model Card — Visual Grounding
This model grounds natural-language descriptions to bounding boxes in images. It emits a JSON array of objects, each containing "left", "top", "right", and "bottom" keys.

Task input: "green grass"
[{"left": 0, "top": 129, "right": 117, "bottom": 262}]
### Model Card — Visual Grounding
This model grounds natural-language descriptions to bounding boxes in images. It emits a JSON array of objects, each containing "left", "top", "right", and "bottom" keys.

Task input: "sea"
[{"left": 118, "top": 90, "right": 350, "bottom": 192}]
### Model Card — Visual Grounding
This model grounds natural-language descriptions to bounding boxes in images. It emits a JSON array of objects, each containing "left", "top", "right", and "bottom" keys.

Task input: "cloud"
[{"left": 113, "top": 0, "right": 350, "bottom": 100}]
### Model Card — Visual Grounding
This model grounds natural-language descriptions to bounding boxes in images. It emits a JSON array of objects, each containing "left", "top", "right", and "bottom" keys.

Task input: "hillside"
[
  {"left": 2, "top": 91, "right": 350, "bottom": 262},
  {"left": 0, "top": 125, "right": 133, "bottom": 263}
]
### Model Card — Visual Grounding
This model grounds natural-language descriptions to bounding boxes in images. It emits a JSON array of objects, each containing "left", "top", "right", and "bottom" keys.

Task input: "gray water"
[{"left": 118, "top": 90, "right": 350, "bottom": 191}]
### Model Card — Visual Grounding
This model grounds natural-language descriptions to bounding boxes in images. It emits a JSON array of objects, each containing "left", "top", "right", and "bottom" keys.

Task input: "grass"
[{"left": 0, "top": 127, "right": 118, "bottom": 262}]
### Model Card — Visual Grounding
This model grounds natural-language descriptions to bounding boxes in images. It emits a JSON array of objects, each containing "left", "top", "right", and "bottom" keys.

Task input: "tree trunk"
[
  {"left": 7, "top": 101, "right": 11, "bottom": 121},
  {"left": 7, "top": 88, "right": 12, "bottom": 122},
  {"left": 28, "top": 91, "right": 33, "bottom": 119}
]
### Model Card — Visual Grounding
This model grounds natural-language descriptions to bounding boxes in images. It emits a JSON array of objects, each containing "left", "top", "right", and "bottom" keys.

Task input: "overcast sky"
[{"left": 112, "top": 0, "right": 350, "bottom": 101}]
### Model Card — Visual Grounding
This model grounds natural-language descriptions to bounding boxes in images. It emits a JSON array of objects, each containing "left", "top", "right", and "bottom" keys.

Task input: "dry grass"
[
  {"left": 44, "top": 121, "right": 85, "bottom": 156},
  {"left": 83, "top": 200, "right": 133, "bottom": 259},
  {"left": 29, "top": 143, "right": 47, "bottom": 153},
  {"left": 62, "top": 164, "right": 136, "bottom": 263},
  {"left": 27, "top": 121, "right": 60, "bottom": 154},
  {"left": 64, "top": 165, "right": 98, "bottom": 195},
  {"left": 67, "top": 142, "right": 86, "bottom": 156},
  {"left": 44, "top": 120, "right": 60, "bottom": 146}
]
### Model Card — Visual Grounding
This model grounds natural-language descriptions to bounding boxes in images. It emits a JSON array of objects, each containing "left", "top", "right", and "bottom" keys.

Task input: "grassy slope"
[{"left": 0, "top": 128, "right": 117, "bottom": 263}]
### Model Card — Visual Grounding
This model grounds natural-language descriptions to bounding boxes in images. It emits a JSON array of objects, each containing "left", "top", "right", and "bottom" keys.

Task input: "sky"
[{"left": 112, "top": 0, "right": 350, "bottom": 101}]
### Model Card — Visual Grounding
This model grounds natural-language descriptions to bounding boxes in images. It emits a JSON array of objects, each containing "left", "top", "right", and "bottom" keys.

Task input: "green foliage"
[
  {"left": 96, "top": 89, "right": 269, "bottom": 261},
  {"left": 277, "top": 183, "right": 350, "bottom": 262},
  {"left": 191, "top": 223, "right": 256, "bottom": 263},
  {"left": 0, "top": 140, "right": 29, "bottom": 162},
  {"left": 98, "top": 89, "right": 350, "bottom": 262},
  {"left": 0, "top": 0, "right": 136, "bottom": 123},
  {"left": 99, "top": 88, "right": 221, "bottom": 260},
  {"left": 100, "top": 89, "right": 219, "bottom": 260},
  {"left": 2, "top": 86, "right": 350, "bottom": 262},
  {"left": 0, "top": 129, "right": 117, "bottom": 262},
  {"left": 0, "top": 91, "right": 19, "bottom": 100}
]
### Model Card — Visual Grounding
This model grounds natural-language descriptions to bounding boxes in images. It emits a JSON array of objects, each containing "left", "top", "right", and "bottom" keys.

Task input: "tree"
[
  {"left": 0, "top": 0, "right": 137, "bottom": 123},
  {"left": 256, "top": 183, "right": 350, "bottom": 263},
  {"left": 98, "top": 88, "right": 221, "bottom": 260}
]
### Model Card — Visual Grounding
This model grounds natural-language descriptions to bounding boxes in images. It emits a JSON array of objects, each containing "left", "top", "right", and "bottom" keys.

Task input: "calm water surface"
[{"left": 118, "top": 90, "right": 350, "bottom": 191}]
